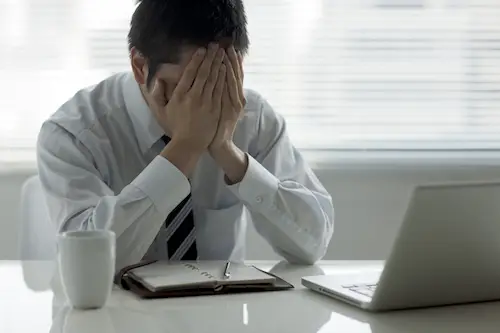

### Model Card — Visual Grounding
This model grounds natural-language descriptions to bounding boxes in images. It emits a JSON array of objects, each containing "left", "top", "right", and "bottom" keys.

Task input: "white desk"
[{"left": 2, "top": 260, "right": 500, "bottom": 333}]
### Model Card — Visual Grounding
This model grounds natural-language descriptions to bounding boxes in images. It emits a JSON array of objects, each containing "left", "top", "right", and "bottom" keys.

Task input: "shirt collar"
[{"left": 123, "top": 72, "right": 165, "bottom": 153}]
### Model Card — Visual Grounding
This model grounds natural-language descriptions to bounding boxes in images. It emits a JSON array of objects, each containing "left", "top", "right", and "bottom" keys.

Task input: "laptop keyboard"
[{"left": 342, "top": 283, "right": 378, "bottom": 298}]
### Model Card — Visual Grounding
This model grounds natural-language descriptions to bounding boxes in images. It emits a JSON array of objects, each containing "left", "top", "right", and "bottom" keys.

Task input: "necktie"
[{"left": 161, "top": 135, "right": 198, "bottom": 260}]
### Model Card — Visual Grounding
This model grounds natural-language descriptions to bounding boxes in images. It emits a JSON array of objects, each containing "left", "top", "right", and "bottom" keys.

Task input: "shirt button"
[{"left": 255, "top": 196, "right": 263, "bottom": 203}]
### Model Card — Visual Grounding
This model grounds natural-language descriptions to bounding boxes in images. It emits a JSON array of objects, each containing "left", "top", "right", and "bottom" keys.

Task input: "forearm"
[
  {"left": 160, "top": 139, "right": 205, "bottom": 177},
  {"left": 250, "top": 191, "right": 334, "bottom": 264},
  {"left": 209, "top": 141, "right": 249, "bottom": 184},
  {"left": 37, "top": 122, "right": 198, "bottom": 270},
  {"left": 224, "top": 154, "right": 334, "bottom": 264},
  {"left": 50, "top": 156, "right": 192, "bottom": 271},
  {"left": 64, "top": 192, "right": 166, "bottom": 270}
]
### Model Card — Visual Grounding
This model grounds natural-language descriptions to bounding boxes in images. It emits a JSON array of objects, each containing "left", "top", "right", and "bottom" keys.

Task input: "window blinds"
[{"left": 0, "top": 0, "right": 499, "bottom": 157}]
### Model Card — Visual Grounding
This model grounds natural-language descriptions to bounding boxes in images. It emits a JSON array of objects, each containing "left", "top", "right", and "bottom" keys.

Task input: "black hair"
[{"left": 128, "top": 0, "right": 249, "bottom": 88}]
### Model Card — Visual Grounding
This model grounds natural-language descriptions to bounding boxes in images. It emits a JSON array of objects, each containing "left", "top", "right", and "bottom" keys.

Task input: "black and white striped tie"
[{"left": 162, "top": 135, "right": 198, "bottom": 260}]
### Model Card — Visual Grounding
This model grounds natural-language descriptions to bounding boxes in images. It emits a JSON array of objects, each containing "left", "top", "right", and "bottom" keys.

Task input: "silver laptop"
[{"left": 302, "top": 181, "right": 500, "bottom": 311}]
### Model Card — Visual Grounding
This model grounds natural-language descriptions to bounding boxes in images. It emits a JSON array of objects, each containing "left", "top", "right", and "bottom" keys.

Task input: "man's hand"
[
  {"left": 208, "top": 46, "right": 249, "bottom": 184},
  {"left": 208, "top": 46, "right": 245, "bottom": 152},
  {"left": 153, "top": 44, "right": 226, "bottom": 151},
  {"left": 151, "top": 44, "right": 226, "bottom": 176}
]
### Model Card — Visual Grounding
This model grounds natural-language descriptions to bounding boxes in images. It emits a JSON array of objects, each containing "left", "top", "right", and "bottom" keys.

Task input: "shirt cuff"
[
  {"left": 227, "top": 154, "right": 279, "bottom": 210},
  {"left": 131, "top": 155, "right": 191, "bottom": 216}
]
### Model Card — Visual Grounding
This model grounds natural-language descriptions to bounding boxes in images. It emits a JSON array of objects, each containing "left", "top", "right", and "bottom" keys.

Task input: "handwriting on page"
[{"left": 183, "top": 263, "right": 216, "bottom": 279}]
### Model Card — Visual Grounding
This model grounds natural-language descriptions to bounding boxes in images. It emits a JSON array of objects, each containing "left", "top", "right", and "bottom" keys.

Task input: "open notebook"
[{"left": 115, "top": 260, "right": 294, "bottom": 298}]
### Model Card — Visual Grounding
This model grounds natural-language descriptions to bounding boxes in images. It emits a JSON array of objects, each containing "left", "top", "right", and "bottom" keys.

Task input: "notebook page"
[
  {"left": 130, "top": 261, "right": 275, "bottom": 290},
  {"left": 221, "top": 263, "right": 276, "bottom": 286}
]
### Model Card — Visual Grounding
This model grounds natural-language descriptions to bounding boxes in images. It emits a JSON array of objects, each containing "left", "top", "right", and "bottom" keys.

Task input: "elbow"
[
  {"left": 57, "top": 206, "right": 99, "bottom": 233},
  {"left": 296, "top": 210, "right": 334, "bottom": 265},
  {"left": 284, "top": 246, "right": 327, "bottom": 265},
  {"left": 309, "top": 237, "right": 332, "bottom": 264},
  {"left": 308, "top": 206, "right": 334, "bottom": 262},
  {"left": 295, "top": 240, "right": 330, "bottom": 265},
  {"left": 294, "top": 253, "right": 322, "bottom": 266},
  {"left": 286, "top": 222, "right": 334, "bottom": 266}
]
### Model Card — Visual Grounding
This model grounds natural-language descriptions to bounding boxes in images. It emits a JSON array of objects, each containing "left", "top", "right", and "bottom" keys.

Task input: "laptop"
[{"left": 302, "top": 181, "right": 500, "bottom": 312}]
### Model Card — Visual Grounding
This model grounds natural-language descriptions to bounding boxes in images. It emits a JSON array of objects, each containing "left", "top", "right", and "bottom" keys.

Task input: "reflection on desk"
[
  {"left": 1, "top": 260, "right": 499, "bottom": 333},
  {"left": 48, "top": 261, "right": 331, "bottom": 333}
]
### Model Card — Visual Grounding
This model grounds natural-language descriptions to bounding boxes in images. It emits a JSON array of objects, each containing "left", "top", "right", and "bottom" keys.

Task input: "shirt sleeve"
[
  {"left": 227, "top": 91, "right": 334, "bottom": 264},
  {"left": 37, "top": 121, "right": 190, "bottom": 271}
]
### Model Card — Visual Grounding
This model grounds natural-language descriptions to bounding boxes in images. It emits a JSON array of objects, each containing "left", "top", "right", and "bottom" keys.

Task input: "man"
[{"left": 37, "top": 0, "right": 334, "bottom": 271}]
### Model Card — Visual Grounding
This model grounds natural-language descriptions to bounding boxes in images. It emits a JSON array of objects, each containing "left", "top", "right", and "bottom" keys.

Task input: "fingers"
[
  {"left": 226, "top": 46, "right": 245, "bottom": 106},
  {"left": 238, "top": 52, "right": 244, "bottom": 82},
  {"left": 191, "top": 44, "right": 221, "bottom": 96},
  {"left": 212, "top": 64, "right": 226, "bottom": 113},
  {"left": 151, "top": 78, "right": 166, "bottom": 107},
  {"left": 226, "top": 47, "right": 241, "bottom": 81},
  {"left": 224, "top": 56, "right": 241, "bottom": 106},
  {"left": 202, "top": 49, "right": 225, "bottom": 99},
  {"left": 237, "top": 52, "right": 246, "bottom": 106},
  {"left": 173, "top": 48, "right": 206, "bottom": 96},
  {"left": 222, "top": 79, "right": 231, "bottom": 109}
]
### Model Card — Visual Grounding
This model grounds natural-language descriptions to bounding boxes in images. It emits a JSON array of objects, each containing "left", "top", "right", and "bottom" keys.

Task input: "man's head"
[{"left": 128, "top": 0, "right": 249, "bottom": 101}]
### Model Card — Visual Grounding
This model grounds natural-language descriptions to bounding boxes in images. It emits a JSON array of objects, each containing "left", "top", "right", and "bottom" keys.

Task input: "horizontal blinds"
[
  {"left": 245, "top": 0, "right": 500, "bottom": 150},
  {"left": 0, "top": 0, "right": 499, "bottom": 152}
]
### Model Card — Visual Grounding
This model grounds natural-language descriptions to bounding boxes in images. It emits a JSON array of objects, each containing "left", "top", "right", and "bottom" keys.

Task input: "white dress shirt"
[{"left": 37, "top": 72, "right": 334, "bottom": 271}]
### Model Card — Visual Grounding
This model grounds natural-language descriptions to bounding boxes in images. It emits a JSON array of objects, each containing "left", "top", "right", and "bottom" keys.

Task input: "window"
[{"left": 1, "top": 0, "right": 499, "bottom": 164}]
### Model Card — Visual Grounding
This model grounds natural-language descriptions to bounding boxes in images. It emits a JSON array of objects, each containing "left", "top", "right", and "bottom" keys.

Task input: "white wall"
[{"left": 2, "top": 163, "right": 500, "bottom": 260}]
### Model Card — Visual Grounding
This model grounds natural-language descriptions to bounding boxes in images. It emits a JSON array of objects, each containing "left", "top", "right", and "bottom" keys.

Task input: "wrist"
[
  {"left": 209, "top": 141, "right": 248, "bottom": 184},
  {"left": 170, "top": 137, "right": 207, "bottom": 155},
  {"left": 208, "top": 140, "right": 234, "bottom": 159},
  {"left": 160, "top": 139, "right": 204, "bottom": 176}
]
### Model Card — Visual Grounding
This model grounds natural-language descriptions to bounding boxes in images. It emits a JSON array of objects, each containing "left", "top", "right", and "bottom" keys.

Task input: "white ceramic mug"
[{"left": 57, "top": 230, "right": 116, "bottom": 309}]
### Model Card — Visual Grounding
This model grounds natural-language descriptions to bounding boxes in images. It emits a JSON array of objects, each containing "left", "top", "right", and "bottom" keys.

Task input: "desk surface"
[{"left": 2, "top": 260, "right": 500, "bottom": 333}]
